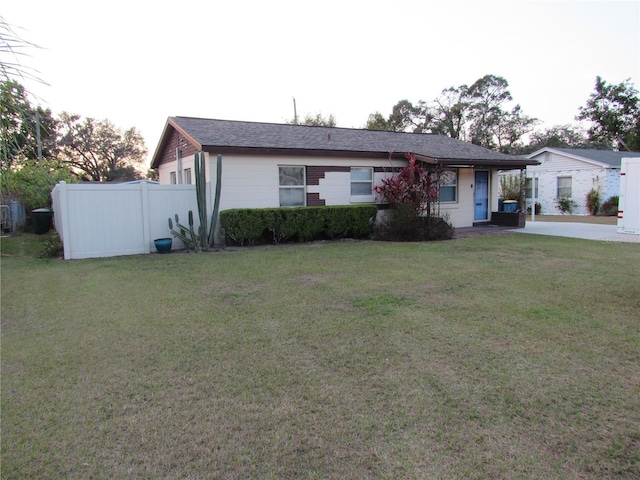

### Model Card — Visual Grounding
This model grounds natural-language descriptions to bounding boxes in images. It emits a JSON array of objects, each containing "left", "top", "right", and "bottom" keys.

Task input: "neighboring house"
[
  {"left": 150, "top": 117, "right": 537, "bottom": 228},
  {"left": 515, "top": 147, "right": 640, "bottom": 215}
]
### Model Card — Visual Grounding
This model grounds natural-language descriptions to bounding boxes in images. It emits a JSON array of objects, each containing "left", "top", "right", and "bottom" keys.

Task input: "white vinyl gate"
[{"left": 51, "top": 181, "right": 202, "bottom": 259}]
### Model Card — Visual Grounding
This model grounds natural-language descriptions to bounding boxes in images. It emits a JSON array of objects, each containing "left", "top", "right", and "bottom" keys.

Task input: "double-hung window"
[
  {"left": 557, "top": 176, "right": 572, "bottom": 198},
  {"left": 184, "top": 168, "right": 192, "bottom": 185},
  {"left": 350, "top": 167, "right": 373, "bottom": 198},
  {"left": 526, "top": 177, "right": 539, "bottom": 199},
  {"left": 439, "top": 169, "right": 457, "bottom": 202},
  {"left": 169, "top": 171, "right": 177, "bottom": 184},
  {"left": 279, "top": 166, "right": 305, "bottom": 207}
]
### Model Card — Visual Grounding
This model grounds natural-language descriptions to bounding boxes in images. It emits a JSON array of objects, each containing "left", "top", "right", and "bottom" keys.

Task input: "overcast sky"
[{"left": 3, "top": 0, "right": 639, "bottom": 165}]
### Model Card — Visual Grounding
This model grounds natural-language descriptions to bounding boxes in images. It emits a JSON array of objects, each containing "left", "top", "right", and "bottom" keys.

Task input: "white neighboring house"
[
  {"left": 150, "top": 117, "right": 537, "bottom": 228},
  {"left": 503, "top": 147, "right": 640, "bottom": 215}
]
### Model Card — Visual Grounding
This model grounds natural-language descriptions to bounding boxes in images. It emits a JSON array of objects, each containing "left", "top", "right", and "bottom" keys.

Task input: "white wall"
[
  {"left": 523, "top": 151, "right": 620, "bottom": 215},
  {"left": 52, "top": 182, "right": 198, "bottom": 259},
  {"left": 159, "top": 153, "right": 506, "bottom": 228},
  {"left": 526, "top": 167, "right": 611, "bottom": 215}
]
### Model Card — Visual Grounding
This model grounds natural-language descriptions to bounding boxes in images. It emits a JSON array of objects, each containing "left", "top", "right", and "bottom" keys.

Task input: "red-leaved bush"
[
  {"left": 373, "top": 153, "right": 439, "bottom": 214},
  {"left": 373, "top": 153, "right": 453, "bottom": 241}
]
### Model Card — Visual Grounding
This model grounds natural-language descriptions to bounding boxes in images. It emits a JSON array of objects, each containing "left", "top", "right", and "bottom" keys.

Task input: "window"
[
  {"left": 169, "top": 171, "right": 177, "bottom": 184},
  {"left": 350, "top": 167, "right": 373, "bottom": 196},
  {"left": 439, "top": 169, "right": 457, "bottom": 202},
  {"left": 184, "top": 168, "right": 192, "bottom": 185},
  {"left": 279, "top": 166, "right": 305, "bottom": 206},
  {"left": 557, "top": 176, "right": 572, "bottom": 198},
  {"left": 526, "top": 177, "right": 539, "bottom": 199}
]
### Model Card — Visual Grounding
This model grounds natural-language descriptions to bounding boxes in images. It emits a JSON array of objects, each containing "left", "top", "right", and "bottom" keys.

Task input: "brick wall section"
[
  {"left": 307, "top": 193, "right": 325, "bottom": 206},
  {"left": 307, "top": 166, "right": 350, "bottom": 185},
  {"left": 306, "top": 166, "right": 388, "bottom": 185},
  {"left": 156, "top": 128, "right": 199, "bottom": 166}
]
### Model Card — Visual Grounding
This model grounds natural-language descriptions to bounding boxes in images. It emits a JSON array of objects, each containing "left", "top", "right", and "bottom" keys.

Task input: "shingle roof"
[
  {"left": 531, "top": 147, "right": 640, "bottom": 168},
  {"left": 152, "top": 116, "right": 537, "bottom": 168}
]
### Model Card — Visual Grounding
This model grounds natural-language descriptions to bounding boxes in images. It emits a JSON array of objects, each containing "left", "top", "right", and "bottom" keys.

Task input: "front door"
[{"left": 474, "top": 171, "right": 489, "bottom": 221}]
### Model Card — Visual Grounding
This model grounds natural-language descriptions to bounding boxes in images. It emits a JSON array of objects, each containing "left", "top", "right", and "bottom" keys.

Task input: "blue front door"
[{"left": 474, "top": 171, "right": 489, "bottom": 221}]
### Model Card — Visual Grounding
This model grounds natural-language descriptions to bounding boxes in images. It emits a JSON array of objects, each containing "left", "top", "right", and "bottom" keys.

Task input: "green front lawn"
[{"left": 2, "top": 234, "right": 639, "bottom": 479}]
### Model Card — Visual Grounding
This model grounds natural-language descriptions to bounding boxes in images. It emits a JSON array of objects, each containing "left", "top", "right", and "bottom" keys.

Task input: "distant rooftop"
[{"left": 530, "top": 147, "right": 640, "bottom": 167}]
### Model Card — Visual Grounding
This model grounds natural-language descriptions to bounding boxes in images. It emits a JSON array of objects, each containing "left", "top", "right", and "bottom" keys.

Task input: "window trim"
[
  {"left": 169, "top": 171, "right": 177, "bottom": 184},
  {"left": 526, "top": 177, "right": 539, "bottom": 199},
  {"left": 350, "top": 167, "right": 374, "bottom": 202},
  {"left": 439, "top": 169, "right": 458, "bottom": 203},
  {"left": 278, "top": 165, "right": 306, "bottom": 207},
  {"left": 557, "top": 176, "right": 572, "bottom": 198},
  {"left": 183, "top": 168, "right": 192, "bottom": 185}
]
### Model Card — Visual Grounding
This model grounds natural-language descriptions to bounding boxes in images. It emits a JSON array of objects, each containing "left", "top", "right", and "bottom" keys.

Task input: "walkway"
[
  {"left": 515, "top": 221, "right": 639, "bottom": 243},
  {"left": 455, "top": 222, "right": 639, "bottom": 243}
]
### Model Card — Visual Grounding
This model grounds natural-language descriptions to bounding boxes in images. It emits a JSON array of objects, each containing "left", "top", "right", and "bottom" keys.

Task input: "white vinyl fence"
[{"left": 52, "top": 181, "right": 201, "bottom": 259}]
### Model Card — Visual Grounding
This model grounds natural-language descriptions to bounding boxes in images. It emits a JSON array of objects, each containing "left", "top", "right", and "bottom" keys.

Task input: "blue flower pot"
[{"left": 154, "top": 238, "right": 172, "bottom": 253}]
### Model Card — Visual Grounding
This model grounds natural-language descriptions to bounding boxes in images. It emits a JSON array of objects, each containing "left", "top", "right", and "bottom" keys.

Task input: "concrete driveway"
[{"left": 515, "top": 221, "right": 640, "bottom": 243}]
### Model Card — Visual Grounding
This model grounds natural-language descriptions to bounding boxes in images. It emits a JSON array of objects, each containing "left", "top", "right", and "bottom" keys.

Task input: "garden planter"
[
  {"left": 491, "top": 211, "right": 526, "bottom": 227},
  {"left": 32, "top": 208, "right": 53, "bottom": 234},
  {"left": 154, "top": 238, "right": 172, "bottom": 253}
]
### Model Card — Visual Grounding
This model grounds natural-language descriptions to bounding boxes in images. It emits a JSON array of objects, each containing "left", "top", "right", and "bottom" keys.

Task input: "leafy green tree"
[
  {"left": 288, "top": 112, "right": 337, "bottom": 127},
  {"left": 1, "top": 80, "right": 58, "bottom": 170},
  {"left": 431, "top": 86, "right": 469, "bottom": 139},
  {"left": 365, "top": 100, "right": 433, "bottom": 133},
  {"left": 365, "top": 112, "right": 392, "bottom": 131},
  {"left": 368, "top": 75, "right": 535, "bottom": 151},
  {"left": 527, "top": 124, "right": 588, "bottom": 150},
  {"left": 521, "top": 124, "right": 610, "bottom": 153},
  {"left": 467, "top": 75, "right": 513, "bottom": 148},
  {"left": 57, "top": 113, "right": 147, "bottom": 182},
  {"left": 0, "top": 159, "right": 76, "bottom": 211},
  {"left": 577, "top": 76, "right": 640, "bottom": 151},
  {"left": 490, "top": 105, "right": 538, "bottom": 153},
  {"left": 388, "top": 99, "right": 432, "bottom": 133}
]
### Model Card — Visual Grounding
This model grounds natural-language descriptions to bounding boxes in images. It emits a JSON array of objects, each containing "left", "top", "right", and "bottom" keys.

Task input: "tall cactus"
[
  {"left": 194, "top": 152, "right": 208, "bottom": 248},
  {"left": 208, "top": 154, "right": 222, "bottom": 247},
  {"left": 168, "top": 152, "right": 223, "bottom": 251}
]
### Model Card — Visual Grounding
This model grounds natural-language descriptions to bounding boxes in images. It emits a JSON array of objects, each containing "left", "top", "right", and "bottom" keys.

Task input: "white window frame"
[
  {"left": 557, "top": 176, "right": 572, "bottom": 198},
  {"left": 439, "top": 169, "right": 458, "bottom": 203},
  {"left": 526, "top": 177, "right": 539, "bottom": 199},
  {"left": 169, "top": 171, "right": 177, "bottom": 184},
  {"left": 279, "top": 166, "right": 306, "bottom": 207},
  {"left": 184, "top": 168, "right": 192, "bottom": 185},
  {"left": 350, "top": 167, "right": 374, "bottom": 203}
]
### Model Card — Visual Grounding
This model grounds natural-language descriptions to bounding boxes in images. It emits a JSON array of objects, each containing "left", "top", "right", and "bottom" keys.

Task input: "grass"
[{"left": 2, "top": 232, "right": 639, "bottom": 479}]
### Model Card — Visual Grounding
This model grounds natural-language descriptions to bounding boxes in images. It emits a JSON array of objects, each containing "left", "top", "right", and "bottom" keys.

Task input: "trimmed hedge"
[{"left": 220, "top": 205, "right": 378, "bottom": 245}]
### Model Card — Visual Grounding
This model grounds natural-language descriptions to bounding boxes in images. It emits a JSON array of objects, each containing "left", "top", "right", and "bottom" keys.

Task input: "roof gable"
[
  {"left": 151, "top": 116, "right": 537, "bottom": 169},
  {"left": 528, "top": 147, "right": 640, "bottom": 168}
]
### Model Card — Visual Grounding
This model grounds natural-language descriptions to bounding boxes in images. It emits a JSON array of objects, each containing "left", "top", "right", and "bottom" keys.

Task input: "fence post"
[
  {"left": 140, "top": 181, "right": 151, "bottom": 253},
  {"left": 56, "top": 182, "right": 72, "bottom": 260}
]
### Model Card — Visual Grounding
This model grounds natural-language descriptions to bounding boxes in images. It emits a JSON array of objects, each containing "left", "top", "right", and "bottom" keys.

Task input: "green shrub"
[
  {"left": 555, "top": 196, "right": 576, "bottom": 214},
  {"left": 37, "top": 231, "right": 64, "bottom": 258},
  {"left": 374, "top": 205, "right": 454, "bottom": 242},
  {"left": 0, "top": 160, "right": 76, "bottom": 213},
  {"left": 219, "top": 209, "right": 267, "bottom": 245},
  {"left": 220, "top": 205, "right": 378, "bottom": 245},
  {"left": 600, "top": 196, "right": 619, "bottom": 216},
  {"left": 586, "top": 188, "right": 601, "bottom": 216},
  {"left": 499, "top": 174, "right": 524, "bottom": 206}
]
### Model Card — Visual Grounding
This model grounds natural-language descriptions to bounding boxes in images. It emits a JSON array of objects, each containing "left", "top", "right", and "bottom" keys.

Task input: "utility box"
[{"left": 617, "top": 158, "right": 640, "bottom": 234}]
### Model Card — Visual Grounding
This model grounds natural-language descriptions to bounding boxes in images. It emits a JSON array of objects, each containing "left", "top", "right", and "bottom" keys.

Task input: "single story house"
[
  {"left": 510, "top": 147, "right": 640, "bottom": 215},
  {"left": 150, "top": 117, "right": 538, "bottom": 228}
]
